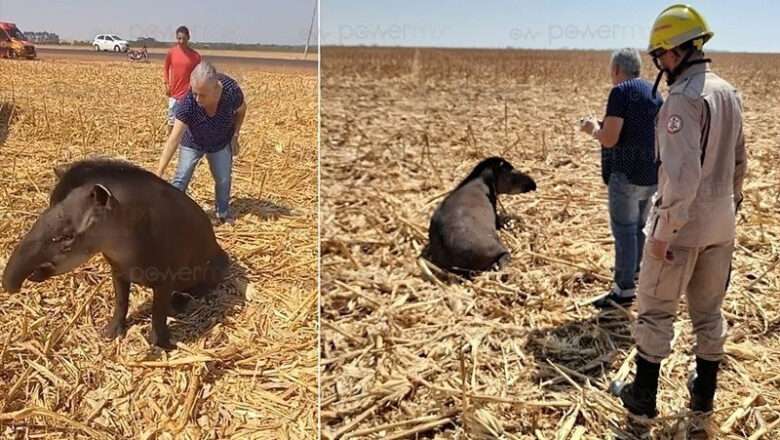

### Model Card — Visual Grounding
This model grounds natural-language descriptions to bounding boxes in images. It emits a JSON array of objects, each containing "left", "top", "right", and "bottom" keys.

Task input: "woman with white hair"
[
  {"left": 580, "top": 48, "right": 664, "bottom": 308},
  {"left": 156, "top": 60, "right": 247, "bottom": 225}
]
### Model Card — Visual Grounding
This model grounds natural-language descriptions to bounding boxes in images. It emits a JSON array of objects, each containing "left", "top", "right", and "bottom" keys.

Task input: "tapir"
[
  {"left": 1, "top": 159, "right": 230, "bottom": 348},
  {"left": 427, "top": 156, "right": 536, "bottom": 275}
]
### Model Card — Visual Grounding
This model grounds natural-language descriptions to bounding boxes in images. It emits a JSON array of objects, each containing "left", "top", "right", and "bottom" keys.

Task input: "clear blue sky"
[
  {"left": 0, "top": 0, "right": 318, "bottom": 44},
  {"left": 322, "top": 0, "right": 779, "bottom": 53}
]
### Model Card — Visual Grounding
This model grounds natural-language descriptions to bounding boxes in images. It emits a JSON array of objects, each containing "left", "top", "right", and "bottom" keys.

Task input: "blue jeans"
[
  {"left": 608, "top": 172, "right": 656, "bottom": 291},
  {"left": 171, "top": 145, "right": 233, "bottom": 218}
]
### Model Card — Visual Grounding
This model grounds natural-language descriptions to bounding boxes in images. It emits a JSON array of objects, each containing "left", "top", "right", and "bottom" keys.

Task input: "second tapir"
[{"left": 1, "top": 159, "right": 230, "bottom": 348}]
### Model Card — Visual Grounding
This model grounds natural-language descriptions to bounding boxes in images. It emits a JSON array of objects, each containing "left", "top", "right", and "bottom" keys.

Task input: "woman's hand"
[{"left": 579, "top": 117, "right": 597, "bottom": 135}]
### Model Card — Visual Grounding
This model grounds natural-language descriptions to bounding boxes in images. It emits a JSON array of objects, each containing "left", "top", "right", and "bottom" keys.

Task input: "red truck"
[{"left": 0, "top": 22, "right": 36, "bottom": 59}]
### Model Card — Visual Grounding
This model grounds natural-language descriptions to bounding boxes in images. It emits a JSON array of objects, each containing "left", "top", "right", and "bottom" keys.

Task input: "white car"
[{"left": 93, "top": 34, "right": 129, "bottom": 52}]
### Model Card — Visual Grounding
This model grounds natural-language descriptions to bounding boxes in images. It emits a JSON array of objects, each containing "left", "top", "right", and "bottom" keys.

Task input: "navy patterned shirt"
[
  {"left": 175, "top": 74, "right": 244, "bottom": 153},
  {"left": 601, "top": 78, "right": 663, "bottom": 186}
]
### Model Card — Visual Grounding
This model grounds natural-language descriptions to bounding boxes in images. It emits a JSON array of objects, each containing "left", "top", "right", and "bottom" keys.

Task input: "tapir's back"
[
  {"left": 51, "top": 159, "right": 223, "bottom": 266},
  {"left": 429, "top": 180, "right": 504, "bottom": 272}
]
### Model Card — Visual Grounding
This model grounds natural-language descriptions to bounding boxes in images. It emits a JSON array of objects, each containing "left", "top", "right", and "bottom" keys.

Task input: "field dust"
[
  {"left": 320, "top": 47, "right": 780, "bottom": 439},
  {"left": 0, "top": 56, "right": 317, "bottom": 438}
]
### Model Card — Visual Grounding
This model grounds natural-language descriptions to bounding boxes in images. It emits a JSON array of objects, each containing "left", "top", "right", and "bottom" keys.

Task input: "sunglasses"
[
  {"left": 651, "top": 49, "right": 669, "bottom": 69},
  {"left": 650, "top": 48, "right": 667, "bottom": 58}
]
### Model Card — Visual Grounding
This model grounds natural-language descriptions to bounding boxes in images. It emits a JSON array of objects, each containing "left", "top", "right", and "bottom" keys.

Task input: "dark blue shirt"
[
  {"left": 601, "top": 78, "right": 663, "bottom": 186},
  {"left": 175, "top": 74, "right": 244, "bottom": 153}
]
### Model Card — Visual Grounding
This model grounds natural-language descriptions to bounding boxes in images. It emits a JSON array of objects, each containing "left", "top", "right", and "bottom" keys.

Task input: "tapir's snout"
[
  {"left": 1, "top": 228, "right": 50, "bottom": 293},
  {"left": 1, "top": 279, "right": 21, "bottom": 293},
  {"left": 524, "top": 176, "right": 537, "bottom": 193},
  {"left": 502, "top": 170, "right": 537, "bottom": 195},
  {"left": 2, "top": 262, "right": 25, "bottom": 293},
  {"left": 2, "top": 285, "right": 21, "bottom": 294}
]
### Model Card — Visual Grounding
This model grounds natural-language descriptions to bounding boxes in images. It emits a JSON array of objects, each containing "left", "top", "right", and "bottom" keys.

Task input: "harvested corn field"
[
  {"left": 320, "top": 47, "right": 780, "bottom": 439},
  {"left": 0, "top": 56, "right": 317, "bottom": 438}
]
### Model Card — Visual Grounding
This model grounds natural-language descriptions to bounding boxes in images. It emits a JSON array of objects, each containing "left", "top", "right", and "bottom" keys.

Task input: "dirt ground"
[
  {"left": 33, "top": 46, "right": 317, "bottom": 75},
  {"left": 320, "top": 47, "right": 780, "bottom": 439},
  {"left": 35, "top": 44, "right": 317, "bottom": 61},
  {"left": 0, "top": 53, "right": 317, "bottom": 438}
]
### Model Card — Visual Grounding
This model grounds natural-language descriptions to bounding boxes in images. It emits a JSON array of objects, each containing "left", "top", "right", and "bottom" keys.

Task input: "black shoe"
[
  {"left": 617, "top": 356, "right": 661, "bottom": 418},
  {"left": 689, "top": 357, "right": 719, "bottom": 413},
  {"left": 211, "top": 215, "right": 235, "bottom": 226},
  {"left": 594, "top": 289, "right": 636, "bottom": 309}
]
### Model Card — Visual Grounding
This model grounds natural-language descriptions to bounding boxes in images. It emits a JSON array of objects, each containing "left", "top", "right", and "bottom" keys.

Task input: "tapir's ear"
[
  {"left": 53, "top": 164, "right": 69, "bottom": 179},
  {"left": 91, "top": 184, "right": 114, "bottom": 209},
  {"left": 76, "top": 184, "right": 114, "bottom": 233}
]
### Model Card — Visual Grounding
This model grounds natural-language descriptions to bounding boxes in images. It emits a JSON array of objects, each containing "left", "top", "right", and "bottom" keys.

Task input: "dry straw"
[
  {"left": 320, "top": 48, "right": 780, "bottom": 439},
  {"left": 0, "top": 56, "right": 317, "bottom": 438}
]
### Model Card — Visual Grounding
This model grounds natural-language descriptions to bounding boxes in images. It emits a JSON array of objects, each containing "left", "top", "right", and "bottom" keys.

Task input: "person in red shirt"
[{"left": 164, "top": 26, "right": 201, "bottom": 127}]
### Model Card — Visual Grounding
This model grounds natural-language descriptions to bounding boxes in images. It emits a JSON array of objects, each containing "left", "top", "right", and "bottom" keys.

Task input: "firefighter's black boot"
[
  {"left": 619, "top": 355, "right": 661, "bottom": 418},
  {"left": 688, "top": 357, "right": 720, "bottom": 413}
]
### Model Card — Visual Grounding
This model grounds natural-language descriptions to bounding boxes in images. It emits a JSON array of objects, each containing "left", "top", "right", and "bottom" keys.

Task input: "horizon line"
[{"left": 321, "top": 44, "right": 780, "bottom": 55}]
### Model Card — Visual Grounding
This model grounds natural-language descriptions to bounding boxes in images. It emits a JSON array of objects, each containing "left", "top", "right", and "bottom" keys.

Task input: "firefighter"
[{"left": 612, "top": 4, "right": 748, "bottom": 421}]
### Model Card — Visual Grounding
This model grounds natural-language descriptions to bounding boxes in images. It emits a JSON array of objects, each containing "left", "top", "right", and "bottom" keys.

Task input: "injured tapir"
[
  {"left": 1, "top": 159, "right": 230, "bottom": 348},
  {"left": 427, "top": 156, "right": 536, "bottom": 275}
]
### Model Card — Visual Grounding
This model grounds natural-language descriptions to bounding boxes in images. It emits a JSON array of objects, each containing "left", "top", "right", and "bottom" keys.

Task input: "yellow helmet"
[{"left": 648, "top": 4, "right": 714, "bottom": 55}]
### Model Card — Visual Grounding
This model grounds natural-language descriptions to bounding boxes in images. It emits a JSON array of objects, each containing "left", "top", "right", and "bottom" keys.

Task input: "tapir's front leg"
[
  {"left": 496, "top": 251, "right": 512, "bottom": 269},
  {"left": 150, "top": 286, "right": 175, "bottom": 349},
  {"left": 103, "top": 268, "right": 130, "bottom": 340}
]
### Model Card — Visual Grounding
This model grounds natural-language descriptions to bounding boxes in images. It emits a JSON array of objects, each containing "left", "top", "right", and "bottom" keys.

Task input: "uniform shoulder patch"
[{"left": 667, "top": 115, "right": 683, "bottom": 134}]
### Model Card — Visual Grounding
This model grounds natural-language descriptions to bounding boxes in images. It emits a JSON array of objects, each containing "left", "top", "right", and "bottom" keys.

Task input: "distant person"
[
  {"left": 164, "top": 26, "right": 201, "bottom": 127},
  {"left": 156, "top": 61, "right": 247, "bottom": 225},
  {"left": 128, "top": 45, "right": 149, "bottom": 62},
  {"left": 579, "top": 47, "right": 663, "bottom": 309}
]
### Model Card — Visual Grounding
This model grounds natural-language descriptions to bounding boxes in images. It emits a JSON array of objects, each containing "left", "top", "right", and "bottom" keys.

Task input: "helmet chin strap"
[{"left": 651, "top": 48, "right": 711, "bottom": 97}]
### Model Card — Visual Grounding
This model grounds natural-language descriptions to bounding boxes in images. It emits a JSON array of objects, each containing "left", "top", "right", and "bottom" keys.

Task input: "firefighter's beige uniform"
[{"left": 634, "top": 59, "right": 747, "bottom": 363}]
